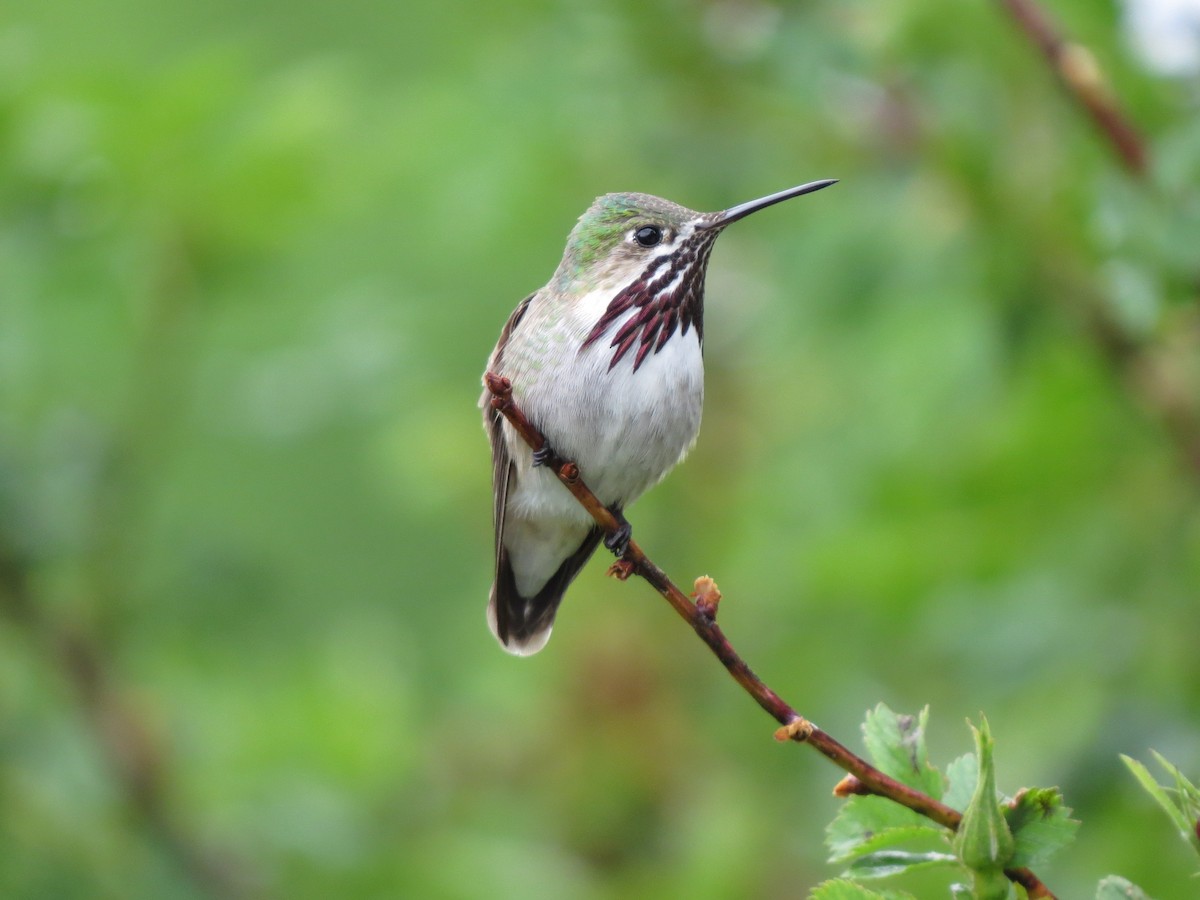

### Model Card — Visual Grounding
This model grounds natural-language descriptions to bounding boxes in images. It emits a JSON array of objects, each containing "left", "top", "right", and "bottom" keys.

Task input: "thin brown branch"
[
  {"left": 484, "top": 373, "right": 1057, "bottom": 900},
  {"left": 997, "top": 1, "right": 1200, "bottom": 479},
  {"left": 997, "top": 0, "right": 1148, "bottom": 177}
]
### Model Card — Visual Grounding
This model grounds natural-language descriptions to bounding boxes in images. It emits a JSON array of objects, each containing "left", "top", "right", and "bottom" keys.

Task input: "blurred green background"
[{"left": 2, "top": 0, "right": 1199, "bottom": 897}]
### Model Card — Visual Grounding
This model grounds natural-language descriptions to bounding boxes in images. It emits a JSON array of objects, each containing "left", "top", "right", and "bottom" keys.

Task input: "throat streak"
[{"left": 581, "top": 235, "right": 716, "bottom": 371}]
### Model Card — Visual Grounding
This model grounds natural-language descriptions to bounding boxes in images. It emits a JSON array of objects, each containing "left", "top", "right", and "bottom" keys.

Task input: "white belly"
[
  {"left": 494, "top": 294, "right": 705, "bottom": 594},
  {"left": 513, "top": 324, "right": 701, "bottom": 495}
]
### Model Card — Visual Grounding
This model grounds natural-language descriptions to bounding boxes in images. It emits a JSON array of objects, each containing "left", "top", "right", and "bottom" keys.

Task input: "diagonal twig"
[
  {"left": 997, "top": 0, "right": 1147, "bottom": 177},
  {"left": 995, "top": 0, "right": 1200, "bottom": 478},
  {"left": 484, "top": 371, "right": 1056, "bottom": 899}
]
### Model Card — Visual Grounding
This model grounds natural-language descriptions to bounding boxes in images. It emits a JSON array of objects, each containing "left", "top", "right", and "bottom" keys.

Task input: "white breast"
[{"left": 501, "top": 289, "right": 705, "bottom": 515}]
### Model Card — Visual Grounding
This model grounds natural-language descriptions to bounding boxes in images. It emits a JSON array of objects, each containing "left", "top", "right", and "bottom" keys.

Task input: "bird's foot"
[
  {"left": 603, "top": 512, "right": 632, "bottom": 558},
  {"left": 531, "top": 443, "right": 556, "bottom": 468}
]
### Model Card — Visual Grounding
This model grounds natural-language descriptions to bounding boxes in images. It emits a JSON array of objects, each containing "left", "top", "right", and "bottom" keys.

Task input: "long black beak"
[{"left": 698, "top": 179, "right": 838, "bottom": 230}]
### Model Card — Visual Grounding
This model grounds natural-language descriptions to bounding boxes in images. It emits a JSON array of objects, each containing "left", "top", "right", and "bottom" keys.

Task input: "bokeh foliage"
[{"left": 1, "top": 1, "right": 1198, "bottom": 897}]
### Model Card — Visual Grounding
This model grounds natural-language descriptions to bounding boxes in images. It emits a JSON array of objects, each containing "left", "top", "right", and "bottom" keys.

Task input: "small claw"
[
  {"left": 531, "top": 445, "right": 554, "bottom": 467},
  {"left": 603, "top": 517, "right": 632, "bottom": 557}
]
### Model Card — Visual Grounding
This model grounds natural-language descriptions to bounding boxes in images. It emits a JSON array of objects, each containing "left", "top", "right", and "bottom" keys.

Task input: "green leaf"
[
  {"left": 1004, "top": 786, "right": 1080, "bottom": 868},
  {"left": 835, "top": 822, "right": 943, "bottom": 862},
  {"left": 847, "top": 849, "right": 959, "bottom": 880},
  {"left": 826, "top": 795, "right": 940, "bottom": 862},
  {"left": 953, "top": 719, "right": 1014, "bottom": 877},
  {"left": 809, "top": 878, "right": 914, "bottom": 900},
  {"left": 1121, "top": 755, "right": 1189, "bottom": 836},
  {"left": 1121, "top": 752, "right": 1200, "bottom": 856},
  {"left": 943, "top": 753, "right": 978, "bottom": 813},
  {"left": 1095, "top": 875, "right": 1155, "bottom": 900},
  {"left": 862, "top": 704, "right": 944, "bottom": 799}
]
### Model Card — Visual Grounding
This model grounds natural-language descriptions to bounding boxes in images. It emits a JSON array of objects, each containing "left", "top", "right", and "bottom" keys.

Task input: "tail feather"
[{"left": 488, "top": 526, "right": 603, "bottom": 656}]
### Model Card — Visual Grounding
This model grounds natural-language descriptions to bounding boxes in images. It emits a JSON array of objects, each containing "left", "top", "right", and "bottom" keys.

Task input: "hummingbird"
[{"left": 481, "top": 179, "right": 836, "bottom": 655}]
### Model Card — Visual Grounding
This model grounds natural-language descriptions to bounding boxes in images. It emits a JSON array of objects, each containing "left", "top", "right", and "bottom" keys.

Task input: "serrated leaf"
[
  {"left": 1121, "top": 752, "right": 1200, "bottom": 855},
  {"left": 846, "top": 849, "right": 960, "bottom": 880},
  {"left": 1004, "top": 786, "right": 1080, "bottom": 868},
  {"left": 1122, "top": 755, "right": 1189, "bottom": 834},
  {"left": 862, "top": 704, "right": 944, "bottom": 798},
  {"left": 1151, "top": 750, "right": 1200, "bottom": 854},
  {"left": 826, "top": 795, "right": 937, "bottom": 861},
  {"left": 852, "top": 824, "right": 947, "bottom": 859},
  {"left": 1095, "top": 874, "right": 1155, "bottom": 899},
  {"left": 943, "top": 753, "right": 978, "bottom": 812},
  {"left": 809, "top": 878, "right": 914, "bottom": 900},
  {"left": 1153, "top": 749, "right": 1200, "bottom": 805}
]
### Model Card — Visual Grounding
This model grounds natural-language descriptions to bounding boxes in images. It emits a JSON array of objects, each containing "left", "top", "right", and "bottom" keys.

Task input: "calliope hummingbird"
[{"left": 481, "top": 179, "right": 836, "bottom": 655}]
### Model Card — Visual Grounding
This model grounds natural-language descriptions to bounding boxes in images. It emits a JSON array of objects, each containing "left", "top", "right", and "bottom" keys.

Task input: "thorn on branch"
[
  {"left": 484, "top": 372, "right": 512, "bottom": 402},
  {"left": 833, "top": 774, "right": 874, "bottom": 798},
  {"left": 607, "top": 559, "right": 635, "bottom": 581},
  {"left": 692, "top": 576, "right": 722, "bottom": 622},
  {"left": 774, "top": 717, "right": 814, "bottom": 743}
]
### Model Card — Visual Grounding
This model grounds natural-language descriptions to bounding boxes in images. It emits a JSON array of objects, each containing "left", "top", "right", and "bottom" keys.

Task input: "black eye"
[{"left": 634, "top": 225, "right": 662, "bottom": 247}]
